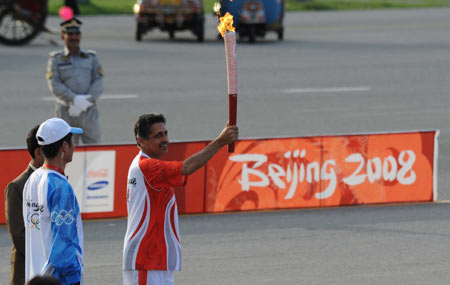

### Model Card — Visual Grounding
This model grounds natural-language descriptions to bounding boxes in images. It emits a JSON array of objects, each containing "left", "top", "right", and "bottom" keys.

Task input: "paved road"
[
  {"left": 2, "top": 202, "right": 450, "bottom": 284},
  {"left": 1, "top": 8, "right": 450, "bottom": 284}
]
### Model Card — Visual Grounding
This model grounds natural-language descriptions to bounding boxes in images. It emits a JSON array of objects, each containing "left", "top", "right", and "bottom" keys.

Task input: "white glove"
[
  {"left": 68, "top": 103, "right": 83, "bottom": 117},
  {"left": 73, "top": 95, "right": 93, "bottom": 112}
]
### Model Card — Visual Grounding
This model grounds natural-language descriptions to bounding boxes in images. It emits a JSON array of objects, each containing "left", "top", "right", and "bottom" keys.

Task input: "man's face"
[
  {"left": 62, "top": 30, "right": 81, "bottom": 50},
  {"left": 138, "top": 122, "right": 169, "bottom": 158}
]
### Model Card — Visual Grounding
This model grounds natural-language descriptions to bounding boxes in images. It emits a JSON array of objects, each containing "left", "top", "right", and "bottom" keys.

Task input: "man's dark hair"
[
  {"left": 26, "top": 125, "right": 40, "bottom": 159},
  {"left": 27, "top": 275, "right": 61, "bottom": 285},
  {"left": 134, "top": 113, "right": 166, "bottom": 145},
  {"left": 41, "top": 133, "right": 73, "bottom": 159}
]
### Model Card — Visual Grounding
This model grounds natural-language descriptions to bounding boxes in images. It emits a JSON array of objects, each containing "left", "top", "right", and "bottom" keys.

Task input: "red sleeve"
[{"left": 139, "top": 157, "right": 187, "bottom": 189}]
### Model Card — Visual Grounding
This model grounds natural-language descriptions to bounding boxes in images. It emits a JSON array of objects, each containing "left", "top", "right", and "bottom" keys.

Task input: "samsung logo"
[{"left": 87, "top": 181, "right": 109, "bottom": 191}]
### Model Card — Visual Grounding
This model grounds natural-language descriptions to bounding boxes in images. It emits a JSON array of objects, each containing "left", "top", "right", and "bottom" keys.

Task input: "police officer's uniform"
[{"left": 46, "top": 18, "right": 104, "bottom": 144}]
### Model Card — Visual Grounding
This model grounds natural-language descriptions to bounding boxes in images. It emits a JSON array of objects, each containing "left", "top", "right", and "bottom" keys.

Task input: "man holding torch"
[
  {"left": 122, "top": 12, "right": 239, "bottom": 285},
  {"left": 122, "top": 113, "right": 238, "bottom": 285}
]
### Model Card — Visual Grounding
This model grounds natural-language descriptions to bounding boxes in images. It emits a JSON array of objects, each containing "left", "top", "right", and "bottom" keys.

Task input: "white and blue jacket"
[{"left": 23, "top": 168, "right": 84, "bottom": 284}]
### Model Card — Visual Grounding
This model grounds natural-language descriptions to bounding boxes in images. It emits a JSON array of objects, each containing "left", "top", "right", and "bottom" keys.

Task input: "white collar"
[
  {"left": 140, "top": 151, "right": 151, "bottom": 159},
  {"left": 29, "top": 163, "right": 38, "bottom": 171}
]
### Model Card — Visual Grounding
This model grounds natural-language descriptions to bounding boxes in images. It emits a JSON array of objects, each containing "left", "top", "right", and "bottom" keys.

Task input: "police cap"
[{"left": 60, "top": 17, "right": 82, "bottom": 33}]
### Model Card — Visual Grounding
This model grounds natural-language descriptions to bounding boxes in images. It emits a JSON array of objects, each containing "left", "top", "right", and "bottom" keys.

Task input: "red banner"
[
  {"left": 0, "top": 131, "right": 438, "bottom": 224},
  {"left": 205, "top": 131, "right": 438, "bottom": 212}
]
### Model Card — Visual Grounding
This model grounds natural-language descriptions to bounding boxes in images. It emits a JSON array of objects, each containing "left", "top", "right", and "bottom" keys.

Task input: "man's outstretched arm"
[{"left": 181, "top": 125, "right": 238, "bottom": 175}]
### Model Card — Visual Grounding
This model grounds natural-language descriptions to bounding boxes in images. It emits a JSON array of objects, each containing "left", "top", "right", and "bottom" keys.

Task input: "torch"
[{"left": 218, "top": 12, "right": 237, "bottom": 153}]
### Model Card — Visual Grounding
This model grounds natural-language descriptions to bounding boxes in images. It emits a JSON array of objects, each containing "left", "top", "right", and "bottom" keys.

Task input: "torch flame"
[{"left": 217, "top": 12, "right": 235, "bottom": 37}]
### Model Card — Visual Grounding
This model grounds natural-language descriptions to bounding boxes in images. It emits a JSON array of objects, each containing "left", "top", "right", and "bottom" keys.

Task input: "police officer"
[{"left": 46, "top": 17, "right": 104, "bottom": 145}]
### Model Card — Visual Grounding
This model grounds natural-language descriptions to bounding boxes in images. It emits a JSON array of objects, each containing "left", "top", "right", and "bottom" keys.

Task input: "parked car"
[{"left": 133, "top": 0, "right": 205, "bottom": 42}]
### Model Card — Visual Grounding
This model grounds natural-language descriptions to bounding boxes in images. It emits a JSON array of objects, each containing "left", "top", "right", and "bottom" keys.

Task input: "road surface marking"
[
  {"left": 41, "top": 94, "right": 139, "bottom": 101},
  {"left": 283, "top": 86, "right": 371, "bottom": 94}
]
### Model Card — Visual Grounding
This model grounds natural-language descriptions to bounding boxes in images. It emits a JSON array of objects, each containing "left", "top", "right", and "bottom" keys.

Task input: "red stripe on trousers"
[{"left": 138, "top": 270, "right": 148, "bottom": 285}]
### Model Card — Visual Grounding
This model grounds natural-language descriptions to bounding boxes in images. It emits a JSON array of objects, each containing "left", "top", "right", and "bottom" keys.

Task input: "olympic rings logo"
[
  {"left": 27, "top": 213, "right": 40, "bottom": 230},
  {"left": 51, "top": 210, "right": 75, "bottom": 226}
]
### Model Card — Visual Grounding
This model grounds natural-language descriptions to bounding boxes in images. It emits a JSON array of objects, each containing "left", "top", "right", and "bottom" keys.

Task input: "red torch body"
[{"left": 228, "top": 93, "right": 237, "bottom": 152}]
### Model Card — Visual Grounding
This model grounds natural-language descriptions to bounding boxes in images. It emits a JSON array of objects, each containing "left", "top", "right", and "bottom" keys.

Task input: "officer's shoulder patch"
[
  {"left": 98, "top": 66, "right": 104, "bottom": 77},
  {"left": 49, "top": 51, "right": 62, "bottom": 57},
  {"left": 45, "top": 70, "right": 53, "bottom": 80}
]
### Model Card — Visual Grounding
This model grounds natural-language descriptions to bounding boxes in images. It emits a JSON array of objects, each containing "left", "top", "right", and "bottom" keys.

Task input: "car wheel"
[
  {"left": 136, "top": 23, "right": 143, "bottom": 41},
  {"left": 248, "top": 25, "right": 256, "bottom": 43}
]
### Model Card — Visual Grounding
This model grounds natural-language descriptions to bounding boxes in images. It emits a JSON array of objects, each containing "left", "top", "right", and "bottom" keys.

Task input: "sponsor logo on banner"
[
  {"left": 87, "top": 168, "right": 108, "bottom": 178},
  {"left": 87, "top": 181, "right": 109, "bottom": 191},
  {"left": 66, "top": 151, "right": 116, "bottom": 213}
]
